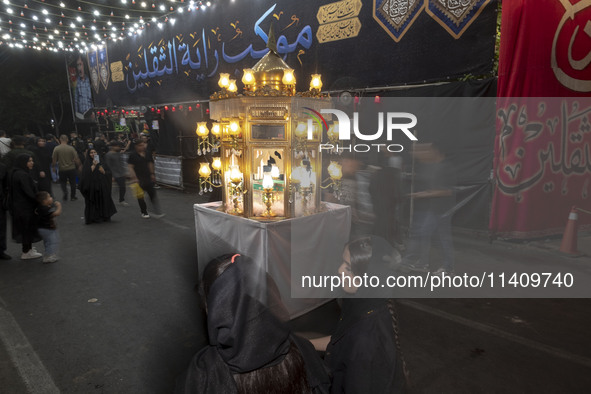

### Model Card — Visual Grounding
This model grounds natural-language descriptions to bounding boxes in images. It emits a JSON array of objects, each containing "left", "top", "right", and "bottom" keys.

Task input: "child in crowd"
[{"left": 35, "top": 191, "right": 62, "bottom": 263}]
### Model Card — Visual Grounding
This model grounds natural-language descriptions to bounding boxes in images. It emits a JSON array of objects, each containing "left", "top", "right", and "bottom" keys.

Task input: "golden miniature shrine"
[{"left": 199, "top": 31, "right": 331, "bottom": 220}]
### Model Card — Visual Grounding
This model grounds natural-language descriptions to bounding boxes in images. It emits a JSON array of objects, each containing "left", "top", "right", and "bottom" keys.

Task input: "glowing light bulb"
[
  {"left": 196, "top": 122, "right": 209, "bottom": 137},
  {"left": 229, "top": 167, "right": 242, "bottom": 183},
  {"left": 242, "top": 68, "right": 254, "bottom": 85},
  {"left": 295, "top": 122, "right": 307, "bottom": 138},
  {"left": 198, "top": 163, "right": 211, "bottom": 178},
  {"left": 310, "top": 74, "right": 323, "bottom": 91},
  {"left": 282, "top": 69, "right": 295, "bottom": 85},
  {"left": 228, "top": 79, "right": 237, "bottom": 93},
  {"left": 263, "top": 174, "right": 274, "bottom": 189},
  {"left": 271, "top": 165, "right": 280, "bottom": 179},
  {"left": 327, "top": 122, "right": 339, "bottom": 139},
  {"left": 327, "top": 161, "right": 342, "bottom": 180},
  {"left": 218, "top": 73, "right": 230, "bottom": 88},
  {"left": 228, "top": 120, "right": 241, "bottom": 136}
]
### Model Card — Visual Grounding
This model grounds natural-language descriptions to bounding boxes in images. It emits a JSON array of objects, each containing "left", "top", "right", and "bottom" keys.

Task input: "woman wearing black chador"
[
  {"left": 175, "top": 254, "right": 330, "bottom": 394},
  {"left": 80, "top": 148, "right": 117, "bottom": 224},
  {"left": 9, "top": 154, "right": 42, "bottom": 259}
]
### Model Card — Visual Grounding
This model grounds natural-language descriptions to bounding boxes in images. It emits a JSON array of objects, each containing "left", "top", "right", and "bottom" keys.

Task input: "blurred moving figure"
[
  {"left": 401, "top": 142, "right": 456, "bottom": 274},
  {"left": 104, "top": 141, "right": 129, "bottom": 206},
  {"left": 370, "top": 151, "right": 404, "bottom": 248},
  {"left": 127, "top": 140, "right": 163, "bottom": 219}
]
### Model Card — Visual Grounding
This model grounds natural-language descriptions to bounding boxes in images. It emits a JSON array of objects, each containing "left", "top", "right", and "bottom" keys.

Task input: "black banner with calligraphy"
[{"left": 91, "top": 0, "right": 496, "bottom": 107}]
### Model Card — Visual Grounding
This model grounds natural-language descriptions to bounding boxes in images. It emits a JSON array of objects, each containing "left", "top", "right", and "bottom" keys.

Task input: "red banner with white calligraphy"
[{"left": 491, "top": 0, "right": 591, "bottom": 237}]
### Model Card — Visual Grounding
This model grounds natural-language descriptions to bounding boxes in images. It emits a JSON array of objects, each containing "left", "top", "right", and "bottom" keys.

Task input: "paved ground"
[
  {"left": 0, "top": 186, "right": 208, "bottom": 393},
  {"left": 1, "top": 185, "right": 591, "bottom": 393}
]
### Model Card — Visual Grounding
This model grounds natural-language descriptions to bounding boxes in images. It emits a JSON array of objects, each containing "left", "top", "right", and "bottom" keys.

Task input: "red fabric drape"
[{"left": 491, "top": 0, "right": 591, "bottom": 238}]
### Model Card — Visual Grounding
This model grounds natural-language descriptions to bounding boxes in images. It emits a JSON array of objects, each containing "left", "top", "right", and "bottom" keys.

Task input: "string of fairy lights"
[{"left": 0, "top": 0, "right": 227, "bottom": 52}]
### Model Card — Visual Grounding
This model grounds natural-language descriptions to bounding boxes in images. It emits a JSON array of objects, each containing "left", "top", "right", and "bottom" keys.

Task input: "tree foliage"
[{"left": 0, "top": 48, "right": 71, "bottom": 135}]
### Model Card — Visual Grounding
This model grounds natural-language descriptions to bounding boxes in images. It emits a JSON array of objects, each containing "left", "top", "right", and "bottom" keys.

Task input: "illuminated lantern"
[
  {"left": 218, "top": 73, "right": 230, "bottom": 89},
  {"left": 309, "top": 74, "right": 323, "bottom": 91}
]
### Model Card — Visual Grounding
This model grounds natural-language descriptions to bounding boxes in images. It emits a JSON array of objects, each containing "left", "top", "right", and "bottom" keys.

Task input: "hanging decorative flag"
[
  {"left": 88, "top": 50, "right": 100, "bottom": 94},
  {"left": 426, "top": 0, "right": 491, "bottom": 39},
  {"left": 98, "top": 46, "right": 111, "bottom": 90},
  {"left": 373, "top": 0, "right": 424, "bottom": 42}
]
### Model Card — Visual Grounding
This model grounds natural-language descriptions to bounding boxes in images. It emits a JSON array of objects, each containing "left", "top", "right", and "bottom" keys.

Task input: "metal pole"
[
  {"left": 63, "top": 54, "right": 78, "bottom": 135},
  {"left": 409, "top": 130, "right": 417, "bottom": 229}
]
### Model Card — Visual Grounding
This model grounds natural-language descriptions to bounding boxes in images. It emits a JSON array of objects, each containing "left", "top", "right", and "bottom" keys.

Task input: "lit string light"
[{"left": 0, "top": 0, "right": 215, "bottom": 51}]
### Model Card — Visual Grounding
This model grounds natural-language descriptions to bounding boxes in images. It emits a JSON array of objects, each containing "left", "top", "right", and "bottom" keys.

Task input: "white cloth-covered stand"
[{"left": 194, "top": 202, "right": 351, "bottom": 318}]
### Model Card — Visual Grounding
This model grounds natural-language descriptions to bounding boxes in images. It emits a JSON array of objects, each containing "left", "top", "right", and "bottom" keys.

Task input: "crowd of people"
[{"left": 0, "top": 129, "right": 164, "bottom": 263}]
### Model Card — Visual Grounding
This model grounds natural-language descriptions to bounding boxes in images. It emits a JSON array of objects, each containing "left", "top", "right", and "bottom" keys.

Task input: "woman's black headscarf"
[
  {"left": 81, "top": 150, "right": 96, "bottom": 176},
  {"left": 205, "top": 254, "right": 291, "bottom": 373},
  {"left": 176, "top": 255, "right": 330, "bottom": 394},
  {"left": 349, "top": 235, "right": 400, "bottom": 297},
  {"left": 80, "top": 149, "right": 108, "bottom": 196},
  {"left": 14, "top": 153, "right": 32, "bottom": 172},
  {"left": 337, "top": 235, "right": 400, "bottom": 332}
]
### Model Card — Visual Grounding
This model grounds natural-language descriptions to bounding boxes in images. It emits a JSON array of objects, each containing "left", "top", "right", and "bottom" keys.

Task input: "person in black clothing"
[
  {"left": 32, "top": 137, "right": 53, "bottom": 195},
  {"left": 3, "top": 135, "right": 35, "bottom": 172},
  {"left": 175, "top": 254, "right": 330, "bottom": 394},
  {"left": 311, "top": 236, "right": 408, "bottom": 393},
  {"left": 140, "top": 132, "right": 157, "bottom": 156},
  {"left": 69, "top": 132, "right": 86, "bottom": 164},
  {"left": 80, "top": 149, "right": 117, "bottom": 224},
  {"left": 44, "top": 134, "right": 59, "bottom": 183},
  {"left": 25, "top": 135, "right": 37, "bottom": 153},
  {"left": 369, "top": 151, "right": 404, "bottom": 247},
  {"left": 45, "top": 134, "right": 59, "bottom": 151},
  {"left": 0, "top": 162, "right": 11, "bottom": 259},
  {"left": 93, "top": 133, "right": 109, "bottom": 158},
  {"left": 140, "top": 132, "right": 161, "bottom": 189},
  {"left": 104, "top": 141, "right": 128, "bottom": 206},
  {"left": 127, "top": 140, "right": 163, "bottom": 218},
  {"left": 9, "top": 154, "right": 42, "bottom": 260}
]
